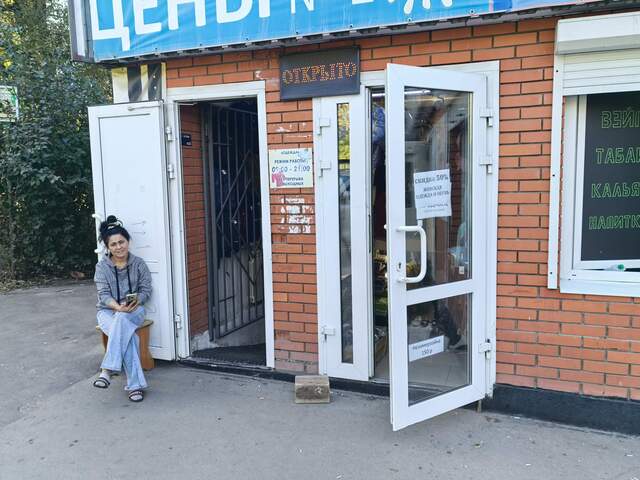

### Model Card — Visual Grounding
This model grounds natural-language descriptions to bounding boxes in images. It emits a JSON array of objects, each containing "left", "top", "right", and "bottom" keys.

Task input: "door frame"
[
  {"left": 165, "top": 81, "right": 275, "bottom": 367},
  {"left": 315, "top": 62, "right": 499, "bottom": 397}
]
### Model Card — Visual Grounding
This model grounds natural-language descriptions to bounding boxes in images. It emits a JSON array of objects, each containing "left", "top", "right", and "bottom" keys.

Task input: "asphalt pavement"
[{"left": 0, "top": 281, "right": 638, "bottom": 480}]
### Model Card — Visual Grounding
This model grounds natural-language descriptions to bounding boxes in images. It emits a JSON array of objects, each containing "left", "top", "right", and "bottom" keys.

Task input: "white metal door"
[
  {"left": 315, "top": 92, "right": 370, "bottom": 380},
  {"left": 386, "top": 64, "right": 489, "bottom": 430},
  {"left": 88, "top": 101, "right": 176, "bottom": 361}
]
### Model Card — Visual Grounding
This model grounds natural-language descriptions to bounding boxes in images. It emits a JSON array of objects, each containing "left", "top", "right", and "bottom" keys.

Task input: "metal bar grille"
[{"left": 206, "top": 101, "right": 264, "bottom": 339}]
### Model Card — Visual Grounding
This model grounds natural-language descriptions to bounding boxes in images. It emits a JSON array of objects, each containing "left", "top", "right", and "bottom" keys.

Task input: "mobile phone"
[{"left": 125, "top": 293, "right": 138, "bottom": 305}]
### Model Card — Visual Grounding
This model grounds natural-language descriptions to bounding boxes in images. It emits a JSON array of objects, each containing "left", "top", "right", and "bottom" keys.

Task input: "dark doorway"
[{"left": 191, "top": 98, "right": 266, "bottom": 366}]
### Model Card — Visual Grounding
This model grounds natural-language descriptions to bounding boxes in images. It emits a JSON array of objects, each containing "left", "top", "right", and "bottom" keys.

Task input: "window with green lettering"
[{"left": 580, "top": 92, "right": 640, "bottom": 267}]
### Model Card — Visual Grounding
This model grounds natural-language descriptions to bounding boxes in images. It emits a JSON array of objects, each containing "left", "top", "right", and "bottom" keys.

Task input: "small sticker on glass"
[{"left": 408, "top": 335, "right": 445, "bottom": 362}]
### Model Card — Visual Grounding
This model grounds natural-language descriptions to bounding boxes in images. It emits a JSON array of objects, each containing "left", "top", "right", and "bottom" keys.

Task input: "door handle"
[{"left": 396, "top": 223, "right": 427, "bottom": 284}]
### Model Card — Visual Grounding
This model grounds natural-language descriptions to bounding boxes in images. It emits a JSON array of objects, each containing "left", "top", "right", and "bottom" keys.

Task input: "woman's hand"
[
  {"left": 121, "top": 300, "right": 140, "bottom": 313},
  {"left": 108, "top": 298, "right": 139, "bottom": 313},
  {"left": 108, "top": 299, "right": 123, "bottom": 312}
]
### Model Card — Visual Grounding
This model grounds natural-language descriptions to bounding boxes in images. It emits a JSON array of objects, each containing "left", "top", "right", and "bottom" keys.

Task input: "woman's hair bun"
[
  {"left": 101, "top": 215, "right": 122, "bottom": 232},
  {"left": 98, "top": 215, "right": 128, "bottom": 245}
]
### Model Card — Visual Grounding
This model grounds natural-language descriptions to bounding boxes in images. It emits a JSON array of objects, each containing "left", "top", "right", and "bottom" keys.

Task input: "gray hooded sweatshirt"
[{"left": 94, "top": 253, "right": 153, "bottom": 310}]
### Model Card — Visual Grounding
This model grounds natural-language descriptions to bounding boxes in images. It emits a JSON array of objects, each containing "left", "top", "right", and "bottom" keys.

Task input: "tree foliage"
[{"left": 0, "top": 0, "right": 110, "bottom": 279}]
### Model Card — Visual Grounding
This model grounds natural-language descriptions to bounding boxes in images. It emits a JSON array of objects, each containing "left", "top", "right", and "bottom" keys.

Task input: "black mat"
[{"left": 192, "top": 343, "right": 266, "bottom": 366}]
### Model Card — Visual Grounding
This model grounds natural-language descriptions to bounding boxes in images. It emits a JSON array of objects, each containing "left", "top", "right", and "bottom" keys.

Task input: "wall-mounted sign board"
[
  {"left": 269, "top": 148, "right": 313, "bottom": 189},
  {"left": 280, "top": 48, "right": 360, "bottom": 100},
  {"left": 68, "top": 0, "right": 601, "bottom": 63},
  {"left": 581, "top": 91, "right": 640, "bottom": 263}
]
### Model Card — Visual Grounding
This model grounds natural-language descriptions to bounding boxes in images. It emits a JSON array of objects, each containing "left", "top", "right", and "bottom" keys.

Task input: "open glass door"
[
  {"left": 88, "top": 101, "right": 176, "bottom": 361},
  {"left": 386, "top": 64, "right": 489, "bottom": 430}
]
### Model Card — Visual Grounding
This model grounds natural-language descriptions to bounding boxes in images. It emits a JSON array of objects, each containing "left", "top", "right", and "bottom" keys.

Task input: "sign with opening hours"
[{"left": 269, "top": 148, "right": 313, "bottom": 189}]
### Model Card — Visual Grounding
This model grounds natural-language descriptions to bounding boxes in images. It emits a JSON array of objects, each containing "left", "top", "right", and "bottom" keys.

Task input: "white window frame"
[{"left": 548, "top": 12, "right": 640, "bottom": 297}]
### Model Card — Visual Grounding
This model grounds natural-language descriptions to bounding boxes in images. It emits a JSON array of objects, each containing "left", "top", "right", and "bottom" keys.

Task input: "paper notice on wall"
[
  {"left": 269, "top": 148, "right": 313, "bottom": 189},
  {"left": 413, "top": 169, "right": 452, "bottom": 219},
  {"left": 408, "top": 335, "right": 445, "bottom": 362}
]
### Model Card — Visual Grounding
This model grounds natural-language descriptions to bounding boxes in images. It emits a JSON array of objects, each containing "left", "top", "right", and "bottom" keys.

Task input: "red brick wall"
[
  {"left": 169, "top": 16, "right": 640, "bottom": 398},
  {"left": 180, "top": 105, "right": 209, "bottom": 337},
  {"left": 170, "top": 51, "right": 319, "bottom": 372},
  {"left": 270, "top": 191, "right": 318, "bottom": 373}
]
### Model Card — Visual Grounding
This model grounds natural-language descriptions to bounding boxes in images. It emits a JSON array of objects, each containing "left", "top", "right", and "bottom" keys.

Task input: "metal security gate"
[{"left": 204, "top": 101, "right": 265, "bottom": 339}]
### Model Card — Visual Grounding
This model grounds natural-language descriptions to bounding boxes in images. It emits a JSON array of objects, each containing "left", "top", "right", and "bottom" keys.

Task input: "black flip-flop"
[
  {"left": 93, "top": 376, "right": 110, "bottom": 389},
  {"left": 128, "top": 390, "right": 144, "bottom": 402}
]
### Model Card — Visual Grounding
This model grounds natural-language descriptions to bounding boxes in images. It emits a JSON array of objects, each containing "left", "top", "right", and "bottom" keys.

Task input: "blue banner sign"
[{"left": 79, "top": 0, "right": 582, "bottom": 62}]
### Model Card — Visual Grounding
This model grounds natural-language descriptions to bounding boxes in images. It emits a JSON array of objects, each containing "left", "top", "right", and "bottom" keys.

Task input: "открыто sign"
[{"left": 279, "top": 48, "right": 360, "bottom": 101}]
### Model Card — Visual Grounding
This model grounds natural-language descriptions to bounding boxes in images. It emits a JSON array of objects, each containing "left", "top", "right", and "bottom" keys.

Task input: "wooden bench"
[{"left": 96, "top": 319, "right": 155, "bottom": 371}]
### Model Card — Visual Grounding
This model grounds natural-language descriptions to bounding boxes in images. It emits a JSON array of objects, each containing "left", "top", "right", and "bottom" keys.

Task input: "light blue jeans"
[{"left": 97, "top": 307, "right": 148, "bottom": 391}]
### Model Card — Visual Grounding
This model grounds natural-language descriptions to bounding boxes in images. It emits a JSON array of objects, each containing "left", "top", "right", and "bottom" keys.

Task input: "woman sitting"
[{"left": 93, "top": 215, "right": 152, "bottom": 402}]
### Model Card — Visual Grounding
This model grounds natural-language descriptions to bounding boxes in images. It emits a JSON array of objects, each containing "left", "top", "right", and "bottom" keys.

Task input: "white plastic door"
[
  {"left": 386, "top": 64, "right": 489, "bottom": 430},
  {"left": 88, "top": 101, "right": 176, "bottom": 361},
  {"left": 315, "top": 92, "right": 370, "bottom": 380}
]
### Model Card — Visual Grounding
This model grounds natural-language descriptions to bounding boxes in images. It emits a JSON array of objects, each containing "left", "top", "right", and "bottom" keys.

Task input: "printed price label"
[{"left": 408, "top": 335, "right": 445, "bottom": 362}]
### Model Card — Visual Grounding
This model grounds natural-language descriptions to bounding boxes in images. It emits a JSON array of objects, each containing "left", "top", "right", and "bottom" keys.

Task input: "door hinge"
[
  {"left": 315, "top": 117, "right": 331, "bottom": 136},
  {"left": 479, "top": 108, "right": 494, "bottom": 128},
  {"left": 167, "top": 163, "right": 176, "bottom": 180},
  {"left": 319, "top": 158, "right": 332, "bottom": 176},
  {"left": 479, "top": 339, "right": 492, "bottom": 359},
  {"left": 174, "top": 314, "right": 182, "bottom": 330},
  {"left": 317, "top": 117, "right": 332, "bottom": 177},
  {"left": 479, "top": 108, "right": 494, "bottom": 173},
  {"left": 320, "top": 325, "right": 336, "bottom": 341},
  {"left": 165, "top": 125, "right": 173, "bottom": 142},
  {"left": 479, "top": 155, "right": 493, "bottom": 167}
]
